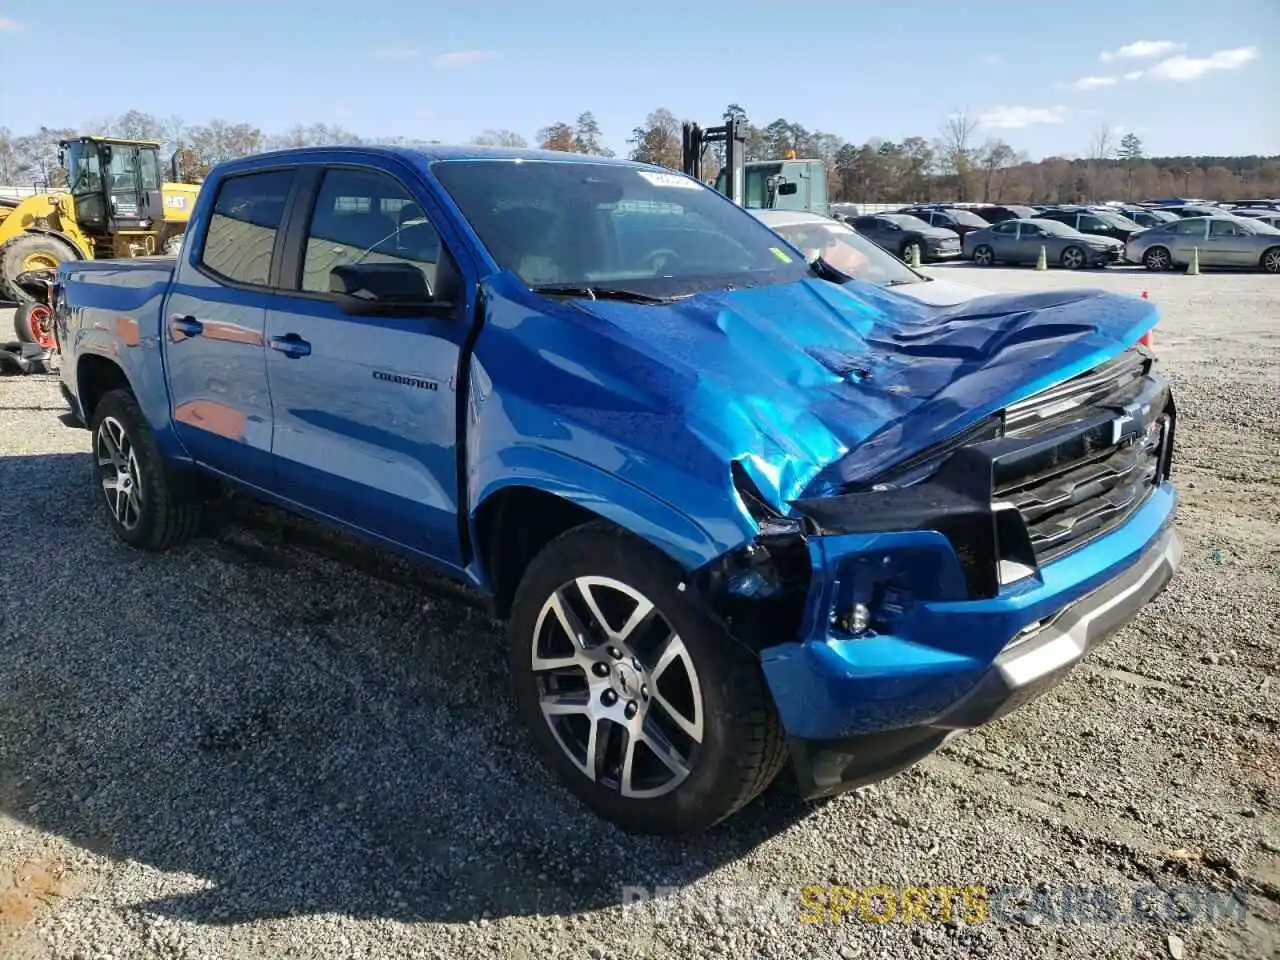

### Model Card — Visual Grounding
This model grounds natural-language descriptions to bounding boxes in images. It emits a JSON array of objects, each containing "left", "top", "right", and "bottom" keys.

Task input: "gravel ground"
[{"left": 0, "top": 267, "right": 1277, "bottom": 960}]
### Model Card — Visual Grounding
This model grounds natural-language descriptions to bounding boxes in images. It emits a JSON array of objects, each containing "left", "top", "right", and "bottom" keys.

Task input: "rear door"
[
  {"left": 986, "top": 221, "right": 1019, "bottom": 260},
  {"left": 1167, "top": 218, "right": 1208, "bottom": 263},
  {"left": 262, "top": 160, "right": 475, "bottom": 567},
  {"left": 164, "top": 167, "right": 294, "bottom": 489}
]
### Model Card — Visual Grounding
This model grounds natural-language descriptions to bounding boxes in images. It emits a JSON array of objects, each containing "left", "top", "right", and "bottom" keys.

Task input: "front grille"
[
  {"left": 994, "top": 416, "right": 1165, "bottom": 562},
  {"left": 1005, "top": 348, "right": 1150, "bottom": 437}
]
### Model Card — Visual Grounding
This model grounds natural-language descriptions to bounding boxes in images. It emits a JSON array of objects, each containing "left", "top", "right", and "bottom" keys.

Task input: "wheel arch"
[
  {"left": 7, "top": 227, "right": 91, "bottom": 260},
  {"left": 471, "top": 469, "right": 741, "bottom": 620},
  {"left": 76, "top": 353, "right": 133, "bottom": 423}
]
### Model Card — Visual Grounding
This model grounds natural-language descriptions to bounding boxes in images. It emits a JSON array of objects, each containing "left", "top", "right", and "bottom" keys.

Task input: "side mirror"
[
  {"left": 329, "top": 262, "right": 452, "bottom": 317},
  {"left": 776, "top": 182, "right": 799, "bottom": 196}
]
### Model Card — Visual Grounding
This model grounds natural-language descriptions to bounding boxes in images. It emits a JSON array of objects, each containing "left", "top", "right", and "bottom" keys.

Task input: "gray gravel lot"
[{"left": 1, "top": 266, "right": 1277, "bottom": 960}]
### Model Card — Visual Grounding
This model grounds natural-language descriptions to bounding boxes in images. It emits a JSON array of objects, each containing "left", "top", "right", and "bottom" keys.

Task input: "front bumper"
[
  {"left": 760, "top": 483, "right": 1180, "bottom": 799},
  {"left": 925, "top": 244, "right": 962, "bottom": 261},
  {"left": 1089, "top": 246, "right": 1123, "bottom": 266}
]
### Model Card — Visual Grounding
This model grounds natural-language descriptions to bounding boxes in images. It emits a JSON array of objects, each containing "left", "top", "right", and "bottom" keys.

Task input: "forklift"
[{"left": 681, "top": 119, "right": 828, "bottom": 215}]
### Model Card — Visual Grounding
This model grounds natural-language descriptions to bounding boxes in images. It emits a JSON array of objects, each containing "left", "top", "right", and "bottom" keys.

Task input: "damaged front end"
[{"left": 692, "top": 345, "right": 1182, "bottom": 799}]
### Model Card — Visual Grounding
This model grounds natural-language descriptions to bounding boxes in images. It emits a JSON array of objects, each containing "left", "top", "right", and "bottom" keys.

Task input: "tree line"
[{"left": 2, "top": 106, "right": 1277, "bottom": 203}]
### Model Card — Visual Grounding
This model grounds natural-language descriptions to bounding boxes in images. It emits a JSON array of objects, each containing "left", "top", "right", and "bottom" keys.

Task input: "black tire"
[
  {"left": 1143, "top": 246, "right": 1172, "bottom": 272},
  {"left": 1260, "top": 246, "right": 1280, "bottom": 275},
  {"left": 90, "top": 388, "right": 203, "bottom": 551},
  {"left": 972, "top": 244, "right": 995, "bottom": 266},
  {"left": 14, "top": 302, "right": 55, "bottom": 349},
  {"left": 1061, "top": 245, "right": 1087, "bottom": 270},
  {"left": 0, "top": 233, "right": 78, "bottom": 303},
  {"left": 509, "top": 521, "right": 787, "bottom": 835}
]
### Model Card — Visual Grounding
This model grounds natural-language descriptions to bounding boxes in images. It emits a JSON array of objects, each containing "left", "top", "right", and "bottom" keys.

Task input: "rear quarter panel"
[{"left": 59, "top": 259, "right": 183, "bottom": 455}]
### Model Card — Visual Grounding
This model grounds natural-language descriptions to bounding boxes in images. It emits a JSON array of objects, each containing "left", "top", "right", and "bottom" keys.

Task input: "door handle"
[
  {"left": 170, "top": 315, "right": 203, "bottom": 338},
  {"left": 269, "top": 333, "right": 311, "bottom": 358}
]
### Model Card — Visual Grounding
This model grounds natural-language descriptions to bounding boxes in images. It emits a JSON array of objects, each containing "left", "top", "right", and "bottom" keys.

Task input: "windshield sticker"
[
  {"left": 769, "top": 246, "right": 793, "bottom": 264},
  {"left": 638, "top": 171, "right": 700, "bottom": 189}
]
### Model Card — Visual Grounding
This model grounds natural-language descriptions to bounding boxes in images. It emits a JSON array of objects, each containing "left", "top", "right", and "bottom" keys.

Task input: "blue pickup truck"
[{"left": 53, "top": 146, "right": 1181, "bottom": 835}]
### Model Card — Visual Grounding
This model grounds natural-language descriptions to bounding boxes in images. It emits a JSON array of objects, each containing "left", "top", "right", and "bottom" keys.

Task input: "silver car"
[
  {"left": 962, "top": 218, "right": 1123, "bottom": 269},
  {"left": 1126, "top": 216, "right": 1280, "bottom": 273}
]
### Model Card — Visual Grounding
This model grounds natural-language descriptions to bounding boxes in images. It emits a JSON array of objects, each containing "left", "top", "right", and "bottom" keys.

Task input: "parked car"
[
  {"left": 970, "top": 204, "right": 1039, "bottom": 223},
  {"left": 1231, "top": 199, "right": 1280, "bottom": 210},
  {"left": 896, "top": 206, "right": 991, "bottom": 240},
  {"left": 1231, "top": 208, "right": 1280, "bottom": 227},
  {"left": 964, "top": 218, "right": 1124, "bottom": 268},
  {"left": 1120, "top": 206, "right": 1180, "bottom": 229},
  {"left": 841, "top": 213, "right": 962, "bottom": 262},
  {"left": 1126, "top": 215, "right": 1280, "bottom": 272},
  {"left": 1035, "top": 207, "right": 1145, "bottom": 243},
  {"left": 752, "top": 209, "right": 989, "bottom": 306},
  {"left": 1158, "top": 204, "right": 1228, "bottom": 219},
  {"left": 53, "top": 145, "right": 1180, "bottom": 835}
]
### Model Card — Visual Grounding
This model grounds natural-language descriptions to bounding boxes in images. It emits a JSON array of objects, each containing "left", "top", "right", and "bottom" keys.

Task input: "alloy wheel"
[
  {"left": 1263, "top": 249, "right": 1280, "bottom": 274},
  {"left": 1062, "top": 247, "right": 1085, "bottom": 269},
  {"left": 974, "top": 246, "right": 993, "bottom": 266},
  {"left": 96, "top": 416, "right": 144, "bottom": 531},
  {"left": 531, "top": 576, "right": 704, "bottom": 799},
  {"left": 1145, "top": 248, "right": 1170, "bottom": 271}
]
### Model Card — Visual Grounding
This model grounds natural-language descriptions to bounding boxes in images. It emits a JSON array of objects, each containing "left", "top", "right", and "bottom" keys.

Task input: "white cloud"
[
  {"left": 1067, "top": 75, "right": 1118, "bottom": 90},
  {"left": 374, "top": 46, "right": 421, "bottom": 60},
  {"left": 434, "top": 50, "right": 500, "bottom": 69},
  {"left": 1101, "top": 39, "right": 1184, "bottom": 61},
  {"left": 1149, "top": 46, "right": 1258, "bottom": 81},
  {"left": 0, "top": 16, "right": 21, "bottom": 29},
  {"left": 978, "top": 105, "right": 1068, "bottom": 129},
  {"left": 1123, "top": 70, "right": 1144, "bottom": 80}
]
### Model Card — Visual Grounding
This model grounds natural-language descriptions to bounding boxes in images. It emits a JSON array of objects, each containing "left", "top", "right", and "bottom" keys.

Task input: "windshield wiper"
[
  {"left": 884, "top": 278, "right": 922, "bottom": 286},
  {"left": 530, "top": 283, "right": 677, "bottom": 304}
]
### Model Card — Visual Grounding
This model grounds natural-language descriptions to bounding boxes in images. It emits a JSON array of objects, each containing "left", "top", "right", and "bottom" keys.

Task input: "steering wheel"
[{"left": 643, "top": 248, "right": 681, "bottom": 274}]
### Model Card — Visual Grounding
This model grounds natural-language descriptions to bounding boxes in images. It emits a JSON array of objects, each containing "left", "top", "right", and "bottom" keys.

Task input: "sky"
[{"left": 1, "top": 1, "right": 1276, "bottom": 159}]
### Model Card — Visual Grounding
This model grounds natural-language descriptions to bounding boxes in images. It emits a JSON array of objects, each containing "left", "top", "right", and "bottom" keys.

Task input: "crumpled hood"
[{"left": 567, "top": 277, "right": 1158, "bottom": 508}]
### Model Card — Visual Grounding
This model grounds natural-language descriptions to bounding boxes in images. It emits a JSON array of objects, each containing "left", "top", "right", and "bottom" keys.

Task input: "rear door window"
[{"left": 200, "top": 169, "right": 295, "bottom": 287}]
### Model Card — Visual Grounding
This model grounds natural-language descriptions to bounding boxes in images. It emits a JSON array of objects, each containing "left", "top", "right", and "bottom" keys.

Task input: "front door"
[
  {"left": 263, "top": 162, "right": 472, "bottom": 567},
  {"left": 1205, "top": 218, "right": 1251, "bottom": 265},
  {"left": 164, "top": 167, "right": 294, "bottom": 490}
]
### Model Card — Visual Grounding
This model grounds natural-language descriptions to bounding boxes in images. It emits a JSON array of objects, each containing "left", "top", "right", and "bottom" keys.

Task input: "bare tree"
[
  {"left": 977, "top": 139, "right": 1017, "bottom": 202},
  {"left": 939, "top": 109, "right": 979, "bottom": 200},
  {"left": 1087, "top": 123, "right": 1115, "bottom": 200},
  {"left": 472, "top": 129, "right": 528, "bottom": 148}
]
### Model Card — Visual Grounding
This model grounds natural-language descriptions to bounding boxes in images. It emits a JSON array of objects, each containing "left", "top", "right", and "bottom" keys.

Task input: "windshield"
[
  {"left": 768, "top": 219, "right": 922, "bottom": 285},
  {"left": 882, "top": 214, "right": 933, "bottom": 230},
  {"left": 431, "top": 160, "right": 808, "bottom": 297},
  {"left": 64, "top": 141, "right": 101, "bottom": 194},
  {"left": 950, "top": 209, "right": 989, "bottom": 227},
  {"left": 1034, "top": 220, "right": 1078, "bottom": 236},
  {"left": 1098, "top": 212, "right": 1142, "bottom": 230}
]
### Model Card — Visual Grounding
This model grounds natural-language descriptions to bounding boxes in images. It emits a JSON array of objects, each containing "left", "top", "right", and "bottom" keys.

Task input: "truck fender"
[{"left": 468, "top": 447, "right": 749, "bottom": 582}]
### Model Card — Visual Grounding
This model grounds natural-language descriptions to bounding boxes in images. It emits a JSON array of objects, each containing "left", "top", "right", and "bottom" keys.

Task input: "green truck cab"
[{"left": 683, "top": 119, "right": 828, "bottom": 216}]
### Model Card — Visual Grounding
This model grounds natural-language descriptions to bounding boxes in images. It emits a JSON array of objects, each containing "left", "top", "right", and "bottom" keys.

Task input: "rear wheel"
[
  {"left": 1261, "top": 246, "right": 1280, "bottom": 274},
  {"left": 509, "top": 522, "right": 787, "bottom": 835},
  {"left": 0, "top": 233, "right": 78, "bottom": 303},
  {"left": 972, "top": 244, "right": 995, "bottom": 266},
  {"left": 14, "top": 302, "right": 55, "bottom": 350},
  {"left": 90, "top": 389, "right": 203, "bottom": 550},
  {"left": 1143, "top": 246, "right": 1172, "bottom": 271}
]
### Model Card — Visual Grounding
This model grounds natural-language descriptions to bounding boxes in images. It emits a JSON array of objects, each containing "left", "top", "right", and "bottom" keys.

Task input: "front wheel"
[
  {"left": 90, "top": 389, "right": 203, "bottom": 550},
  {"left": 509, "top": 522, "right": 787, "bottom": 835},
  {"left": 1143, "top": 246, "right": 1172, "bottom": 271},
  {"left": 1060, "top": 245, "right": 1087, "bottom": 270},
  {"left": 972, "top": 244, "right": 995, "bottom": 266}
]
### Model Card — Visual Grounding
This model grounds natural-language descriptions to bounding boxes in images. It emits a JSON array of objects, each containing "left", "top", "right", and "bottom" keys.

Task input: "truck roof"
[{"left": 218, "top": 144, "right": 649, "bottom": 170}]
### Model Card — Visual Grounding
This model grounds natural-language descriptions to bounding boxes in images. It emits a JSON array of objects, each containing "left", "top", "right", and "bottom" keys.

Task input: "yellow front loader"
[{"left": 0, "top": 136, "right": 201, "bottom": 303}]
